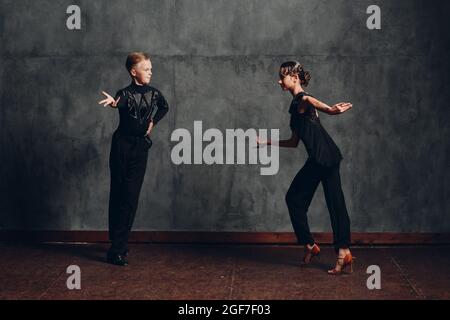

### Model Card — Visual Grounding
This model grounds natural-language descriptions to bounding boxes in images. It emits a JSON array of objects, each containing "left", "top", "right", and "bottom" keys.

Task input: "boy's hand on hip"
[{"left": 145, "top": 121, "right": 154, "bottom": 137}]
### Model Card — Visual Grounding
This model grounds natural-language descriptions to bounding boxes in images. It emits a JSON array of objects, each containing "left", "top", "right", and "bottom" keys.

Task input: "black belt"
[{"left": 114, "top": 130, "right": 153, "bottom": 150}]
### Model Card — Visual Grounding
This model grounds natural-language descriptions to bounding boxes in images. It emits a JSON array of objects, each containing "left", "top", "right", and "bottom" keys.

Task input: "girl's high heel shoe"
[
  {"left": 302, "top": 243, "right": 321, "bottom": 264},
  {"left": 328, "top": 252, "right": 354, "bottom": 275}
]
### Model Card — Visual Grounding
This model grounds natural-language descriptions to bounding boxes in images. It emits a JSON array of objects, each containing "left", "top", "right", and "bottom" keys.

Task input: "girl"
[{"left": 257, "top": 61, "right": 353, "bottom": 275}]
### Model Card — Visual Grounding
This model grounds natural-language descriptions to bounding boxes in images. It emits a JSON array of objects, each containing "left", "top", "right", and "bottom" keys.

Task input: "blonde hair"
[{"left": 125, "top": 52, "right": 150, "bottom": 74}]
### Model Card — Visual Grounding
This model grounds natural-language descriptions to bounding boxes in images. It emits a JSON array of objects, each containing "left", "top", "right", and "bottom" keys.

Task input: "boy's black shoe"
[{"left": 106, "top": 251, "right": 129, "bottom": 266}]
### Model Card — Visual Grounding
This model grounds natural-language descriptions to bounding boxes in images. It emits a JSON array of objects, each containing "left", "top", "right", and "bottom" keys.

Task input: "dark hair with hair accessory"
[{"left": 279, "top": 61, "right": 311, "bottom": 87}]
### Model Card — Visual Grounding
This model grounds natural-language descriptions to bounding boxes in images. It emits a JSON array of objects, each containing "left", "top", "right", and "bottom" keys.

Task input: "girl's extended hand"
[
  {"left": 331, "top": 102, "right": 353, "bottom": 114},
  {"left": 256, "top": 136, "right": 269, "bottom": 147},
  {"left": 98, "top": 91, "right": 120, "bottom": 108}
]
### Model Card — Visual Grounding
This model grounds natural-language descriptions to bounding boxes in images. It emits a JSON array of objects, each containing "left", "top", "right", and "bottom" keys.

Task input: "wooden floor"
[{"left": 0, "top": 242, "right": 449, "bottom": 300}]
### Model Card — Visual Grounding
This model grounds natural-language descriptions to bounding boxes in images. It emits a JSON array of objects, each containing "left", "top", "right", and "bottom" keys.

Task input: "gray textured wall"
[{"left": 1, "top": 0, "right": 449, "bottom": 232}]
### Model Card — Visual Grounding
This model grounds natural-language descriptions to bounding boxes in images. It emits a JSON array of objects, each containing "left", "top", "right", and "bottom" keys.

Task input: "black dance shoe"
[{"left": 106, "top": 251, "right": 129, "bottom": 266}]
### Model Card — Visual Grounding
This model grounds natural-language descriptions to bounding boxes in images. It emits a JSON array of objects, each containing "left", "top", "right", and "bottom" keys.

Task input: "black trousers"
[
  {"left": 108, "top": 131, "right": 152, "bottom": 254},
  {"left": 285, "top": 158, "right": 351, "bottom": 252}
]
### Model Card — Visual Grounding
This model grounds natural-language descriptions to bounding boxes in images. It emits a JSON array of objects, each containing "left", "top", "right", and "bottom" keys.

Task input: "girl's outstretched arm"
[
  {"left": 257, "top": 130, "right": 300, "bottom": 148},
  {"left": 303, "top": 96, "right": 352, "bottom": 115}
]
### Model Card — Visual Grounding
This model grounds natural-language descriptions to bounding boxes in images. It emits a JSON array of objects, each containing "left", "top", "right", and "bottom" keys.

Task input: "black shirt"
[
  {"left": 114, "top": 82, "right": 169, "bottom": 137},
  {"left": 289, "top": 92, "right": 343, "bottom": 166}
]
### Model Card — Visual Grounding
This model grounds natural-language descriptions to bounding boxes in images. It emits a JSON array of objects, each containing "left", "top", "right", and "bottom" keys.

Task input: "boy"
[{"left": 98, "top": 52, "right": 169, "bottom": 266}]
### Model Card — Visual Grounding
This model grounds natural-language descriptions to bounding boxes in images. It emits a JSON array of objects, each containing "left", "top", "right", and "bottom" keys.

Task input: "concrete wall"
[{"left": 1, "top": 0, "right": 449, "bottom": 232}]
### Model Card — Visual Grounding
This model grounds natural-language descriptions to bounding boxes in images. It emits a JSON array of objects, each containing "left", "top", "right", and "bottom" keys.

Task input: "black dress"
[
  {"left": 285, "top": 91, "right": 351, "bottom": 251},
  {"left": 289, "top": 92, "right": 343, "bottom": 167}
]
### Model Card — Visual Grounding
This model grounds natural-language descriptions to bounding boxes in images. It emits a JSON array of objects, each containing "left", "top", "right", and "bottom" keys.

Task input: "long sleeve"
[
  {"left": 114, "top": 90, "right": 128, "bottom": 109},
  {"left": 114, "top": 84, "right": 169, "bottom": 136},
  {"left": 152, "top": 91, "right": 169, "bottom": 125}
]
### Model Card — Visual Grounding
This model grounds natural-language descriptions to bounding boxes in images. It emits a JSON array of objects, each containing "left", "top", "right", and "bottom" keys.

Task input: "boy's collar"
[
  {"left": 130, "top": 81, "right": 148, "bottom": 93},
  {"left": 130, "top": 80, "right": 146, "bottom": 87}
]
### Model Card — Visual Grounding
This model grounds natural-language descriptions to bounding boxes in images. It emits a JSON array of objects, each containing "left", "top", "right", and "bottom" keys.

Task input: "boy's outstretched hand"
[{"left": 98, "top": 91, "right": 120, "bottom": 108}]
